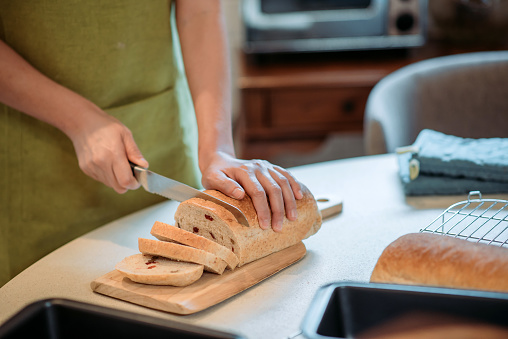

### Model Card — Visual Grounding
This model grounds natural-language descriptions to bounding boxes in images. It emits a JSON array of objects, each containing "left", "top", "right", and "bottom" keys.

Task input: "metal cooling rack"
[{"left": 420, "top": 191, "right": 508, "bottom": 248}]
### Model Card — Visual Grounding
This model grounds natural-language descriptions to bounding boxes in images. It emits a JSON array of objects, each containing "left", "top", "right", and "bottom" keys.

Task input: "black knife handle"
[{"left": 129, "top": 161, "right": 143, "bottom": 177}]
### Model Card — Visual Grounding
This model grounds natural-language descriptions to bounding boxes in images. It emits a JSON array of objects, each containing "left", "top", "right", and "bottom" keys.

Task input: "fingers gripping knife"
[{"left": 130, "top": 162, "right": 250, "bottom": 227}]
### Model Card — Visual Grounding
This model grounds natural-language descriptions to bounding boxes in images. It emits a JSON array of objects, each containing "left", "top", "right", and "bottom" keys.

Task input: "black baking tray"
[
  {"left": 0, "top": 298, "right": 244, "bottom": 339},
  {"left": 301, "top": 282, "right": 508, "bottom": 339}
]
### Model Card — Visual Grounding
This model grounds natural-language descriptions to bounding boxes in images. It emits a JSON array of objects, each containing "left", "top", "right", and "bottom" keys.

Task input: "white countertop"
[{"left": 0, "top": 154, "right": 477, "bottom": 339}]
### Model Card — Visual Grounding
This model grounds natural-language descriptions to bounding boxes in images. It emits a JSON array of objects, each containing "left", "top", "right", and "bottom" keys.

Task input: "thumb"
[
  {"left": 204, "top": 171, "right": 245, "bottom": 200},
  {"left": 123, "top": 132, "right": 149, "bottom": 168}
]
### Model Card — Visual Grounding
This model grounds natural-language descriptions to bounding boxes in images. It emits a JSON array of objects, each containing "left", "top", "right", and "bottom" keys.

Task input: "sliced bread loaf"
[
  {"left": 173, "top": 185, "right": 322, "bottom": 266},
  {"left": 115, "top": 253, "right": 203, "bottom": 286},
  {"left": 150, "top": 221, "right": 239, "bottom": 270},
  {"left": 138, "top": 238, "right": 227, "bottom": 274}
]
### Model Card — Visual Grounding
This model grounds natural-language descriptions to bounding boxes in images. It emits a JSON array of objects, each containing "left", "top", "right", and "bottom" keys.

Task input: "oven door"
[{"left": 242, "top": 0, "right": 427, "bottom": 54}]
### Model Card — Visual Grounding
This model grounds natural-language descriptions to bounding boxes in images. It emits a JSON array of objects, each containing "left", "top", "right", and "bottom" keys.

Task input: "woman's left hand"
[{"left": 200, "top": 152, "right": 303, "bottom": 232}]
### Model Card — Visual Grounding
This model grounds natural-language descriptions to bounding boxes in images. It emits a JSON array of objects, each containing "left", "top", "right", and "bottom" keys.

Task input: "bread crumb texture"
[
  {"left": 150, "top": 221, "right": 239, "bottom": 270},
  {"left": 115, "top": 253, "right": 203, "bottom": 286},
  {"left": 138, "top": 238, "right": 227, "bottom": 274}
]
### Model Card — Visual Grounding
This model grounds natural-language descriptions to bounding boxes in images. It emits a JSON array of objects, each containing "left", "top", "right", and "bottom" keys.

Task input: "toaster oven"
[{"left": 242, "top": 0, "right": 428, "bottom": 54}]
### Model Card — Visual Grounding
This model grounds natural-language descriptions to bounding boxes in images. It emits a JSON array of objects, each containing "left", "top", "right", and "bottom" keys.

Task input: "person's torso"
[{"left": 0, "top": 0, "right": 201, "bottom": 286}]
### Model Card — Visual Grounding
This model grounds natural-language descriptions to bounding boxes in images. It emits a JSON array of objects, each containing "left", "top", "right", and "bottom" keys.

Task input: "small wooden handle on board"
[{"left": 315, "top": 195, "right": 343, "bottom": 220}]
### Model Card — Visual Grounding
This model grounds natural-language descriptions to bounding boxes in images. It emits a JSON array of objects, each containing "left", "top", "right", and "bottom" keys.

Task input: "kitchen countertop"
[{"left": 0, "top": 154, "right": 491, "bottom": 339}]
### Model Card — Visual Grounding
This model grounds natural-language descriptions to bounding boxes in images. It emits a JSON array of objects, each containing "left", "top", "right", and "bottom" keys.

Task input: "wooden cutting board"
[
  {"left": 91, "top": 196, "right": 342, "bottom": 315},
  {"left": 91, "top": 242, "right": 306, "bottom": 315}
]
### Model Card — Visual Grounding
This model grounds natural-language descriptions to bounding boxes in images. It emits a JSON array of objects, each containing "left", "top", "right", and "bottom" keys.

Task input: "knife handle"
[{"left": 129, "top": 161, "right": 145, "bottom": 177}]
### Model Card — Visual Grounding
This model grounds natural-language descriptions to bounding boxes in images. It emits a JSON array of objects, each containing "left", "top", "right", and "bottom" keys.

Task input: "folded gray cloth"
[
  {"left": 398, "top": 129, "right": 508, "bottom": 196},
  {"left": 415, "top": 129, "right": 508, "bottom": 182},
  {"left": 398, "top": 152, "right": 508, "bottom": 196}
]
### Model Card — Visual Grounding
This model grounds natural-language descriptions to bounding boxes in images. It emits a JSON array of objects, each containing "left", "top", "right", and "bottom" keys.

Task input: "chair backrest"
[{"left": 364, "top": 51, "right": 508, "bottom": 155}]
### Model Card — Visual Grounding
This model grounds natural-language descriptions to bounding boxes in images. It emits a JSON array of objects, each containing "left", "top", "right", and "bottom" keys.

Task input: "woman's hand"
[
  {"left": 200, "top": 152, "right": 303, "bottom": 232},
  {"left": 0, "top": 40, "right": 148, "bottom": 194},
  {"left": 67, "top": 107, "right": 148, "bottom": 194}
]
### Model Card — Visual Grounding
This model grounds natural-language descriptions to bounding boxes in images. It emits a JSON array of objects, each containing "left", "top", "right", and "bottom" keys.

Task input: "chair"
[{"left": 364, "top": 51, "right": 508, "bottom": 155}]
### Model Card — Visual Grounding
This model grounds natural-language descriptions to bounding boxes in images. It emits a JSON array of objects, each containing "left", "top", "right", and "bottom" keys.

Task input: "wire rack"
[{"left": 420, "top": 191, "right": 508, "bottom": 248}]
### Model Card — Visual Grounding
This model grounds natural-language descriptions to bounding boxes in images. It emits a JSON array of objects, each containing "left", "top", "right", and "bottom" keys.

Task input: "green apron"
[{"left": 0, "top": 0, "right": 201, "bottom": 287}]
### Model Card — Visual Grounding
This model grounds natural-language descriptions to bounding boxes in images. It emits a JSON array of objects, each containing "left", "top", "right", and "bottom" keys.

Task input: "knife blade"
[{"left": 130, "top": 162, "right": 249, "bottom": 227}]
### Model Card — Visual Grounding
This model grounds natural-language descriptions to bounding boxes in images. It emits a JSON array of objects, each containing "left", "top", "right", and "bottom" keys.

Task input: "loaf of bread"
[
  {"left": 138, "top": 238, "right": 227, "bottom": 274},
  {"left": 370, "top": 233, "right": 508, "bottom": 293},
  {"left": 173, "top": 186, "right": 322, "bottom": 266},
  {"left": 115, "top": 254, "right": 203, "bottom": 286},
  {"left": 150, "top": 221, "right": 239, "bottom": 270}
]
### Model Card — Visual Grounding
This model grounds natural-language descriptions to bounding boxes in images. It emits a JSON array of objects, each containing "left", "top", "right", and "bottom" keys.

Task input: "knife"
[{"left": 130, "top": 162, "right": 249, "bottom": 227}]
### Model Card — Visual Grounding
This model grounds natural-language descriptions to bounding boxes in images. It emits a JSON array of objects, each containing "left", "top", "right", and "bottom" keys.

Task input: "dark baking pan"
[
  {"left": 301, "top": 282, "right": 508, "bottom": 339},
  {"left": 0, "top": 298, "right": 244, "bottom": 339}
]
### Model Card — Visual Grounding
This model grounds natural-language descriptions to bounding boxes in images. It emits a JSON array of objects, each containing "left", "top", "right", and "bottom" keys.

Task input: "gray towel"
[
  {"left": 398, "top": 129, "right": 508, "bottom": 196},
  {"left": 415, "top": 129, "right": 508, "bottom": 182}
]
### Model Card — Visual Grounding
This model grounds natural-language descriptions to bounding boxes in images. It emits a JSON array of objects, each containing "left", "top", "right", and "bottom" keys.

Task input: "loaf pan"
[
  {"left": 301, "top": 282, "right": 508, "bottom": 339},
  {"left": 0, "top": 298, "right": 244, "bottom": 339}
]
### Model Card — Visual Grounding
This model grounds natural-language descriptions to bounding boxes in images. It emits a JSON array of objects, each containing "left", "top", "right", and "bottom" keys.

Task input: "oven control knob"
[{"left": 396, "top": 13, "right": 415, "bottom": 32}]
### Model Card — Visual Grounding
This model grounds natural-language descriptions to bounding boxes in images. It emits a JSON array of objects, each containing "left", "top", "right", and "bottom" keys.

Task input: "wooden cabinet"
[
  {"left": 241, "top": 85, "right": 370, "bottom": 141},
  {"left": 237, "top": 42, "right": 508, "bottom": 164},
  {"left": 270, "top": 87, "right": 369, "bottom": 130}
]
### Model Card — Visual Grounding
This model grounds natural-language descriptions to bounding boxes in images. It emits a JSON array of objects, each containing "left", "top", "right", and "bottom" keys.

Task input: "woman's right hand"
[
  {"left": 67, "top": 107, "right": 149, "bottom": 194},
  {"left": 0, "top": 40, "right": 147, "bottom": 194}
]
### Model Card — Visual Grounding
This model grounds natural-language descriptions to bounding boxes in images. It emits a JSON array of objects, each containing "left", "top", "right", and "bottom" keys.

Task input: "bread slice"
[
  {"left": 138, "top": 238, "right": 227, "bottom": 274},
  {"left": 150, "top": 221, "right": 239, "bottom": 270},
  {"left": 173, "top": 185, "right": 322, "bottom": 267},
  {"left": 115, "top": 254, "right": 203, "bottom": 286}
]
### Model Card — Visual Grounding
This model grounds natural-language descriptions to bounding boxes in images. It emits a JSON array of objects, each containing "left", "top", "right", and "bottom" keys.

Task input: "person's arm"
[
  {"left": 175, "top": 0, "right": 303, "bottom": 232},
  {"left": 0, "top": 40, "right": 147, "bottom": 193}
]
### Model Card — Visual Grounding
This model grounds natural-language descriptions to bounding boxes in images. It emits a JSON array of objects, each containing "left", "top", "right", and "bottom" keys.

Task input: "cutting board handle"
[{"left": 315, "top": 195, "right": 343, "bottom": 220}]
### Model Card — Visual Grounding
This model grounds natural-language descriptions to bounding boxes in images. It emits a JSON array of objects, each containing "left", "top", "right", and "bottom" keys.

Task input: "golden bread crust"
[{"left": 370, "top": 233, "right": 508, "bottom": 292}]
